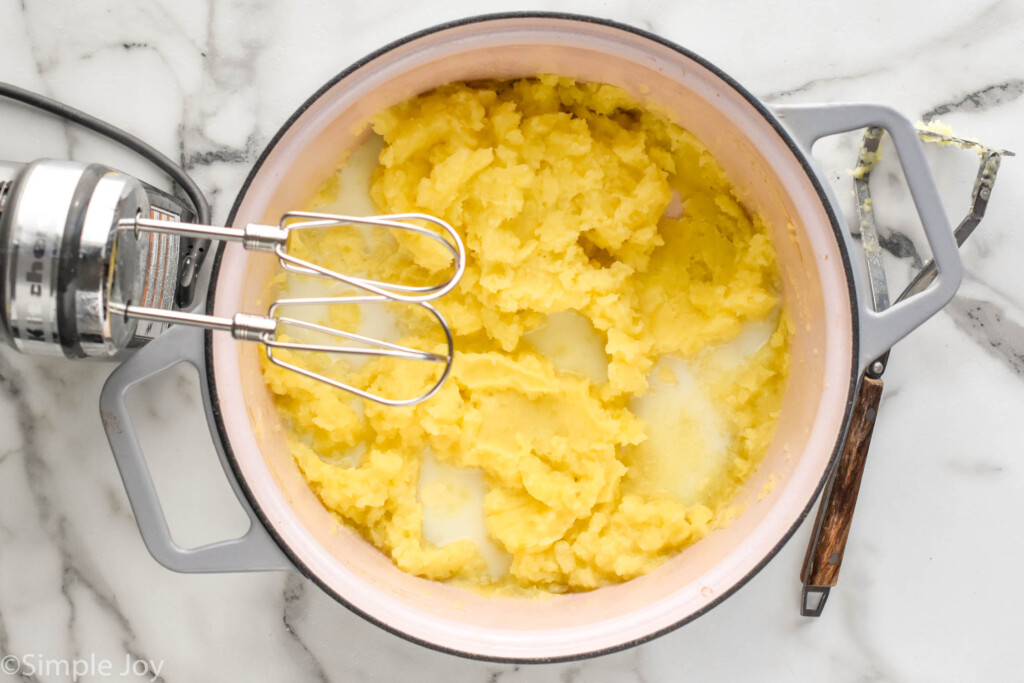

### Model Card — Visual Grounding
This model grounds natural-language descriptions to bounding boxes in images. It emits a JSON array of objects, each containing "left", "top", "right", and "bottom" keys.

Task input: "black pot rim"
[{"left": 204, "top": 10, "right": 860, "bottom": 664}]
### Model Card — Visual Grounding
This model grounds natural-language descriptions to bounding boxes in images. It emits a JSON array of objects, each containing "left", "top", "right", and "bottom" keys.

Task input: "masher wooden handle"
[{"left": 801, "top": 376, "right": 884, "bottom": 590}]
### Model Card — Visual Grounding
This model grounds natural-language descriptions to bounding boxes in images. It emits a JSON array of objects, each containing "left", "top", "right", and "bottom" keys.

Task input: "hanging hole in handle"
[{"left": 124, "top": 362, "right": 250, "bottom": 548}]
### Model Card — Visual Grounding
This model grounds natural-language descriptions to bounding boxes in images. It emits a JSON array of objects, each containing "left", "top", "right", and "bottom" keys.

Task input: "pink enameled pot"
[{"left": 101, "top": 13, "right": 961, "bottom": 662}]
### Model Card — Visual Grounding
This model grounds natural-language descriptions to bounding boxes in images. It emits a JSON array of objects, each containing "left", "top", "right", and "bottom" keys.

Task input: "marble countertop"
[{"left": 1, "top": 1, "right": 1022, "bottom": 681}]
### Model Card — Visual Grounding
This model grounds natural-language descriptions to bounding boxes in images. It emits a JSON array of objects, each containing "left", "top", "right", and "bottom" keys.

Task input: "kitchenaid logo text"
[
  {"left": 21, "top": 233, "right": 49, "bottom": 342},
  {"left": 1, "top": 653, "right": 164, "bottom": 681}
]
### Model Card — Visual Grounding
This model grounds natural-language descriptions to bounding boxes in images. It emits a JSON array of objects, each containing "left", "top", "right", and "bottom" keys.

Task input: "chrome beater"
[
  {"left": 123, "top": 210, "right": 465, "bottom": 303},
  {"left": 115, "top": 210, "right": 466, "bottom": 406}
]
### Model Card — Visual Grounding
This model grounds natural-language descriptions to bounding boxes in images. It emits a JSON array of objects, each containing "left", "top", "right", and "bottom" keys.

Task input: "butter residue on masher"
[{"left": 262, "top": 75, "right": 791, "bottom": 594}]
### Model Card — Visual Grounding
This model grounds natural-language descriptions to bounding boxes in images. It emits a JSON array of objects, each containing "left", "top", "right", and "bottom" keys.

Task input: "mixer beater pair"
[{"left": 116, "top": 210, "right": 466, "bottom": 405}]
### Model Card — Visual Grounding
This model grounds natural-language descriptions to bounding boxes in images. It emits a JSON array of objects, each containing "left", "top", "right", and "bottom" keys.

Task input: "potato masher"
[{"left": 799, "top": 125, "right": 1012, "bottom": 615}]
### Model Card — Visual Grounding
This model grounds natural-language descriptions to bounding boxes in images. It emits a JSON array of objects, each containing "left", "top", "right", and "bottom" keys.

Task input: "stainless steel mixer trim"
[
  {"left": 66, "top": 167, "right": 150, "bottom": 357},
  {"left": 2, "top": 160, "right": 81, "bottom": 355},
  {"left": 0, "top": 180, "right": 12, "bottom": 213},
  {"left": 0, "top": 160, "right": 177, "bottom": 359}
]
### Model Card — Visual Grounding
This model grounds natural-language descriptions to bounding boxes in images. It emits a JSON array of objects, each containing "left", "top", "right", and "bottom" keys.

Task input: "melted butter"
[
  {"left": 523, "top": 310, "right": 608, "bottom": 384},
  {"left": 275, "top": 136, "right": 382, "bottom": 328},
  {"left": 704, "top": 308, "right": 778, "bottom": 371},
  {"left": 628, "top": 357, "right": 729, "bottom": 506},
  {"left": 278, "top": 272, "right": 335, "bottom": 328},
  {"left": 664, "top": 189, "right": 683, "bottom": 219},
  {"left": 315, "top": 134, "right": 382, "bottom": 217},
  {"left": 316, "top": 441, "right": 366, "bottom": 468},
  {"left": 282, "top": 134, "right": 398, "bottom": 367},
  {"left": 418, "top": 450, "right": 512, "bottom": 580},
  {"left": 629, "top": 311, "right": 779, "bottom": 506}
]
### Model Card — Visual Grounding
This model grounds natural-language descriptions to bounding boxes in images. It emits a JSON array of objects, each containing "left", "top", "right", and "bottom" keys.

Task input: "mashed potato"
[{"left": 262, "top": 76, "right": 790, "bottom": 594}]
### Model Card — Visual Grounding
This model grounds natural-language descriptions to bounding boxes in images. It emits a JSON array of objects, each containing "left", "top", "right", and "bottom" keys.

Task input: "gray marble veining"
[{"left": 0, "top": 0, "right": 1022, "bottom": 681}]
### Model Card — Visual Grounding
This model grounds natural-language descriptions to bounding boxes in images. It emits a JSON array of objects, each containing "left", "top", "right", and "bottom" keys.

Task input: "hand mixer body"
[{"left": 0, "top": 159, "right": 163, "bottom": 359}]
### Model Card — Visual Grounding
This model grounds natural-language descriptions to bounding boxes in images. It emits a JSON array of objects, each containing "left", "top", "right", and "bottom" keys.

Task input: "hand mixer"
[{"left": 0, "top": 82, "right": 466, "bottom": 406}]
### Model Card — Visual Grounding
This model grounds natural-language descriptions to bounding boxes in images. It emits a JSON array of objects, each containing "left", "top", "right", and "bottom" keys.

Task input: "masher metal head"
[{"left": 114, "top": 211, "right": 466, "bottom": 406}]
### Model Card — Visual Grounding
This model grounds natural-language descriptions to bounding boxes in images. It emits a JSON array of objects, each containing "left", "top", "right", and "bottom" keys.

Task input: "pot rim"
[{"left": 204, "top": 11, "right": 860, "bottom": 663}]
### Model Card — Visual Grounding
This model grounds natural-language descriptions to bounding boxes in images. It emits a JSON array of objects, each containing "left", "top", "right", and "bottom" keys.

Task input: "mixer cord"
[{"left": 0, "top": 80, "right": 210, "bottom": 225}]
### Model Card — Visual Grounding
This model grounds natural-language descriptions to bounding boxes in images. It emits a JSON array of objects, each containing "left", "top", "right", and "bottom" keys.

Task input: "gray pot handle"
[
  {"left": 99, "top": 325, "right": 292, "bottom": 573},
  {"left": 773, "top": 103, "right": 963, "bottom": 369}
]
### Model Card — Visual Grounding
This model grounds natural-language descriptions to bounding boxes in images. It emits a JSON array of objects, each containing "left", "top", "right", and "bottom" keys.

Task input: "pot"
[{"left": 99, "top": 12, "right": 961, "bottom": 662}]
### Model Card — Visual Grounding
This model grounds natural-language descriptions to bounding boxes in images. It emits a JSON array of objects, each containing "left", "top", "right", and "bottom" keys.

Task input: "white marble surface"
[{"left": 1, "top": 1, "right": 1023, "bottom": 681}]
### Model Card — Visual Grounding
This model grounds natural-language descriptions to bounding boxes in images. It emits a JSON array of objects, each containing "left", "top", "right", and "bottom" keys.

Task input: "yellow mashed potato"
[{"left": 262, "top": 75, "right": 791, "bottom": 594}]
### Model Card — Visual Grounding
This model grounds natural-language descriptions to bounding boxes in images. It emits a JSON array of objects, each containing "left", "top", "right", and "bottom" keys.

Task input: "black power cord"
[
  {"left": 0, "top": 80, "right": 213, "bottom": 307},
  {"left": 0, "top": 80, "right": 210, "bottom": 225}
]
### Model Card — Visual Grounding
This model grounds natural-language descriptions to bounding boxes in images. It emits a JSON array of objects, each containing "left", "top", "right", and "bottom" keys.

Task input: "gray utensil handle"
[
  {"left": 99, "top": 325, "right": 292, "bottom": 572},
  {"left": 773, "top": 103, "right": 963, "bottom": 369}
]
